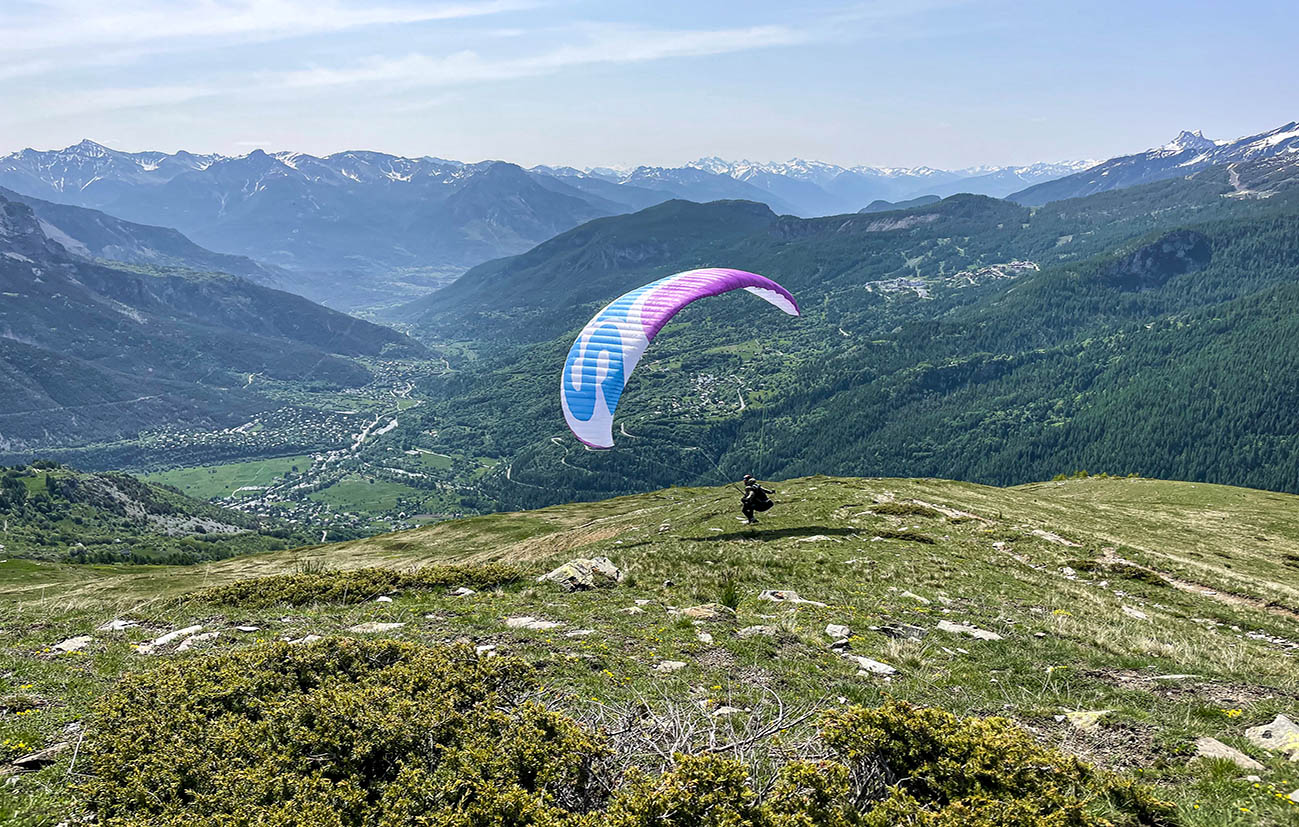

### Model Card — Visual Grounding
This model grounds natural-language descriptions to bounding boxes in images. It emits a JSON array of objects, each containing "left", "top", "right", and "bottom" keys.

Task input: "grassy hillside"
[
  {"left": 2, "top": 476, "right": 1297, "bottom": 824},
  {"left": 0, "top": 462, "right": 331, "bottom": 564}
]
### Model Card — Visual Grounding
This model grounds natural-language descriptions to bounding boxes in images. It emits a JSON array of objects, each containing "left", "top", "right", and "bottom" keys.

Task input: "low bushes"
[
  {"left": 81, "top": 640, "right": 1173, "bottom": 827},
  {"left": 192, "top": 563, "right": 522, "bottom": 607}
]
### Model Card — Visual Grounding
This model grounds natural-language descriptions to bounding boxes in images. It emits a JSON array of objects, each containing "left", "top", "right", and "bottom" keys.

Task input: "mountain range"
[
  {"left": 0, "top": 191, "right": 422, "bottom": 454},
  {"left": 1010, "top": 121, "right": 1299, "bottom": 204},
  {"left": 0, "top": 141, "right": 1094, "bottom": 308}
]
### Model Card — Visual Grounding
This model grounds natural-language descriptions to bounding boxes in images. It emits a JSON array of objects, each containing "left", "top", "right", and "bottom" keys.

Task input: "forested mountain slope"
[
  {"left": 393, "top": 158, "right": 1299, "bottom": 507},
  {"left": 0, "top": 193, "right": 423, "bottom": 453}
]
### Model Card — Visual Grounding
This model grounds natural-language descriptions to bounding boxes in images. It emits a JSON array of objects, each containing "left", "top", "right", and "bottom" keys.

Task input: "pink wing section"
[{"left": 636, "top": 268, "right": 800, "bottom": 341}]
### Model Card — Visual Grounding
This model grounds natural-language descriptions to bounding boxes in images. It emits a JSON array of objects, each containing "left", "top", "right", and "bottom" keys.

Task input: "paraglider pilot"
[{"left": 741, "top": 474, "right": 775, "bottom": 524}]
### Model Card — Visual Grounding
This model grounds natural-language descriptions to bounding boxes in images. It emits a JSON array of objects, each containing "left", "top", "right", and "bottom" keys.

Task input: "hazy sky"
[{"left": 1, "top": 0, "right": 1294, "bottom": 168}]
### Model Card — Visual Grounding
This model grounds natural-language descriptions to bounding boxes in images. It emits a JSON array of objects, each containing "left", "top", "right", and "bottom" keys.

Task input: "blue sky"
[{"left": 1, "top": 0, "right": 1295, "bottom": 168}]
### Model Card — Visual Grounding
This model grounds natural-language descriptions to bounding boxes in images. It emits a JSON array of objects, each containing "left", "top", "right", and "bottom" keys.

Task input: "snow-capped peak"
[{"left": 1160, "top": 130, "right": 1216, "bottom": 154}]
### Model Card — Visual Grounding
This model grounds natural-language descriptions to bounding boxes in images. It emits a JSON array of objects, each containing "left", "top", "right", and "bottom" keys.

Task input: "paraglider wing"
[{"left": 561, "top": 268, "right": 800, "bottom": 449}]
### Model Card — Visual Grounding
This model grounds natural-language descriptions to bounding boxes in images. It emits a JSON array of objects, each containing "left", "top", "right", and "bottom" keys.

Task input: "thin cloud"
[
  {"left": 2, "top": 0, "right": 534, "bottom": 51},
  {"left": 276, "top": 23, "right": 809, "bottom": 90}
]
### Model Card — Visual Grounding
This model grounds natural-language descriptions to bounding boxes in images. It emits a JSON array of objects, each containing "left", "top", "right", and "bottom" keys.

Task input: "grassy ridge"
[{"left": 1, "top": 476, "right": 1298, "bottom": 823}]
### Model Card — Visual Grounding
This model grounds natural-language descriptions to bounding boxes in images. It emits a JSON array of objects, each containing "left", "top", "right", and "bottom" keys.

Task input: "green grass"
[
  {"left": 308, "top": 474, "right": 424, "bottom": 513},
  {"left": 143, "top": 454, "right": 314, "bottom": 501},
  {"left": 3, "top": 475, "right": 1299, "bottom": 824}
]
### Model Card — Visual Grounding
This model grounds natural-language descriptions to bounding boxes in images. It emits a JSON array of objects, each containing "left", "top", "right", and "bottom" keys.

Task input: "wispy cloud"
[
  {"left": 274, "top": 23, "right": 808, "bottom": 90},
  {"left": 17, "top": 20, "right": 811, "bottom": 119},
  {"left": 2, "top": 0, "right": 535, "bottom": 51}
]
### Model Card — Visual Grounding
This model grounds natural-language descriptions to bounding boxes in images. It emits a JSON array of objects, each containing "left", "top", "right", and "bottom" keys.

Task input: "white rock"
[
  {"left": 1194, "top": 737, "right": 1264, "bottom": 770},
  {"left": 758, "top": 589, "right": 827, "bottom": 607},
  {"left": 620, "top": 606, "right": 646, "bottom": 615},
  {"left": 565, "top": 629, "right": 596, "bottom": 637},
  {"left": 374, "top": 596, "right": 393, "bottom": 603},
  {"left": 1290, "top": 789, "right": 1299, "bottom": 804},
  {"left": 635, "top": 599, "right": 652, "bottom": 606},
  {"left": 505, "top": 616, "right": 561, "bottom": 630},
  {"left": 1122, "top": 605, "right": 1149, "bottom": 621},
  {"left": 288, "top": 634, "right": 322, "bottom": 646},
  {"left": 794, "top": 535, "right": 840, "bottom": 544},
  {"left": 1064, "top": 710, "right": 1111, "bottom": 731},
  {"left": 712, "top": 706, "right": 744, "bottom": 717},
  {"left": 347, "top": 622, "right": 405, "bottom": 633},
  {"left": 235, "top": 626, "right": 260, "bottom": 633},
  {"left": 475, "top": 644, "right": 497, "bottom": 655},
  {"left": 697, "top": 632, "right": 714, "bottom": 644},
  {"left": 175, "top": 631, "right": 219, "bottom": 652},
  {"left": 843, "top": 654, "right": 897, "bottom": 675},
  {"left": 655, "top": 660, "right": 687, "bottom": 673},
  {"left": 826, "top": 624, "right": 851, "bottom": 639},
  {"left": 54, "top": 636, "right": 92, "bottom": 653},
  {"left": 451, "top": 587, "right": 476, "bottom": 597},
  {"left": 936, "top": 620, "right": 1003, "bottom": 641},
  {"left": 96, "top": 619, "right": 137, "bottom": 633},
  {"left": 1245, "top": 714, "right": 1299, "bottom": 760},
  {"left": 899, "top": 590, "right": 930, "bottom": 605},
  {"left": 537, "top": 557, "right": 623, "bottom": 590},
  {"left": 738, "top": 625, "right": 778, "bottom": 638},
  {"left": 137, "top": 625, "right": 203, "bottom": 653}
]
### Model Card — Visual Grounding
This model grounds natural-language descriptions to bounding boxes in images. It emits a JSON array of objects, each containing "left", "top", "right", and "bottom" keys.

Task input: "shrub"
[
  {"left": 819, "top": 700, "right": 1173, "bottom": 826},
  {"left": 81, "top": 639, "right": 602, "bottom": 827},
  {"left": 192, "top": 563, "right": 523, "bottom": 607},
  {"left": 80, "top": 647, "right": 1171, "bottom": 826}
]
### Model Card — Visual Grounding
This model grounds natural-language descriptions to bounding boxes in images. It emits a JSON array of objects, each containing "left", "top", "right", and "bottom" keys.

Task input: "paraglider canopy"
[{"left": 560, "top": 268, "right": 799, "bottom": 449}]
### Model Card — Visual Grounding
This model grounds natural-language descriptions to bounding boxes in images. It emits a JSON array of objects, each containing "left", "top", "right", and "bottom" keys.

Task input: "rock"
[
  {"left": 1194, "top": 737, "right": 1264, "bottom": 770},
  {"left": 504, "top": 616, "right": 561, "bottom": 631},
  {"left": 565, "top": 629, "right": 595, "bottom": 637},
  {"left": 1244, "top": 714, "right": 1299, "bottom": 760},
  {"left": 375, "top": 596, "right": 393, "bottom": 603},
  {"left": 899, "top": 590, "right": 930, "bottom": 605},
  {"left": 1290, "top": 789, "right": 1299, "bottom": 804},
  {"left": 713, "top": 706, "right": 744, "bottom": 717},
  {"left": 1244, "top": 775, "right": 1262, "bottom": 783},
  {"left": 655, "top": 660, "right": 687, "bottom": 673},
  {"left": 880, "top": 623, "right": 926, "bottom": 640},
  {"left": 475, "top": 644, "right": 497, "bottom": 655},
  {"left": 288, "top": 634, "right": 322, "bottom": 646},
  {"left": 697, "top": 632, "right": 714, "bottom": 644},
  {"left": 347, "top": 622, "right": 405, "bottom": 633},
  {"left": 451, "top": 587, "right": 476, "bottom": 597},
  {"left": 826, "top": 624, "right": 851, "bottom": 639},
  {"left": 9, "top": 742, "right": 69, "bottom": 772},
  {"left": 1153, "top": 674, "right": 1197, "bottom": 681},
  {"left": 936, "top": 620, "right": 1003, "bottom": 641},
  {"left": 137, "top": 625, "right": 203, "bottom": 654},
  {"left": 795, "top": 535, "right": 839, "bottom": 544},
  {"left": 175, "top": 631, "right": 219, "bottom": 652},
  {"left": 683, "top": 604, "right": 733, "bottom": 621},
  {"left": 537, "top": 557, "right": 624, "bottom": 591},
  {"left": 738, "top": 625, "right": 778, "bottom": 639},
  {"left": 97, "top": 619, "right": 137, "bottom": 633},
  {"left": 758, "top": 589, "right": 827, "bottom": 607},
  {"left": 1122, "top": 605, "right": 1149, "bottom": 621},
  {"left": 829, "top": 638, "right": 851, "bottom": 651},
  {"left": 1064, "top": 710, "right": 1111, "bottom": 731},
  {"left": 843, "top": 654, "right": 897, "bottom": 675},
  {"left": 235, "top": 626, "right": 260, "bottom": 633},
  {"left": 635, "top": 599, "right": 653, "bottom": 606},
  {"left": 1061, "top": 566, "right": 1077, "bottom": 578},
  {"left": 1031, "top": 528, "right": 1081, "bottom": 547},
  {"left": 54, "top": 635, "right": 92, "bottom": 653},
  {"left": 620, "top": 606, "right": 646, "bottom": 615}
]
